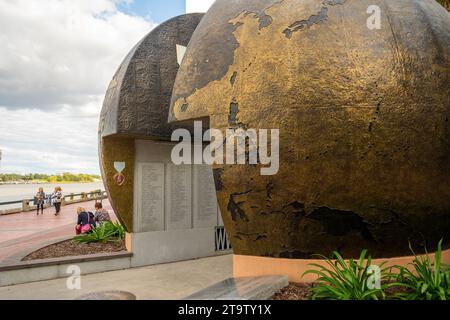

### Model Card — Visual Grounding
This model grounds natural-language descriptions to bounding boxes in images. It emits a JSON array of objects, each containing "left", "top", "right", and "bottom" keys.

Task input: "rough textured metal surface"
[
  {"left": 99, "top": 14, "right": 204, "bottom": 232},
  {"left": 437, "top": 0, "right": 450, "bottom": 11},
  {"left": 170, "top": 0, "right": 450, "bottom": 258},
  {"left": 100, "top": 13, "right": 204, "bottom": 140},
  {"left": 100, "top": 136, "right": 134, "bottom": 231}
]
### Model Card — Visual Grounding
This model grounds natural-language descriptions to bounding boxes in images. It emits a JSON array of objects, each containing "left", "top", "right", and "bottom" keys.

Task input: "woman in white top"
[{"left": 51, "top": 186, "right": 63, "bottom": 216}]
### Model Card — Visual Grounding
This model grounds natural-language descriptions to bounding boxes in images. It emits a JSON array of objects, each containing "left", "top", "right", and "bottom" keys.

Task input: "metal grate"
[{"left": 215, "top": 226, "right": 232, "bottom": 252}]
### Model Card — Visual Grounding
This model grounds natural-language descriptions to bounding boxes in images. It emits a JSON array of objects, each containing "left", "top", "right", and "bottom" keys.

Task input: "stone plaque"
[
  {"left": 137, "top": 163, "right": 165, "bottom": 232},
  {"left": 193, "top": 165, "right": 218, "bottom": 228},
  {"left": 166, "top": 164, "right": 192, "bottom": 230}
]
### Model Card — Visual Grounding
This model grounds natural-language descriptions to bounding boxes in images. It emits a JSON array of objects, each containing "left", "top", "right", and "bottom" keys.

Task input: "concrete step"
[{"left": 185, "top": 276, "right": 289, "bottom": 300}]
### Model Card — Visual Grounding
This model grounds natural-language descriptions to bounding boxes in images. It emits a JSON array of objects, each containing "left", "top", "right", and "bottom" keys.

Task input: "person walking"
[
  {"left": 94, "top": 202, "right": 111, "bottom": 225},
  {"left": 35, "top": 187, "right": 45, "bottom": 215},
  {"left": 51, "top": 186, "right": 63, "bottom": 216}
]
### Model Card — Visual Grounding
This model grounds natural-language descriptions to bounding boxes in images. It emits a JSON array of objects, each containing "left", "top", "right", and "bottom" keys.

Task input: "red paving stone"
[{"left": 0, "top": 199, "right": 116, "bottom": 263}]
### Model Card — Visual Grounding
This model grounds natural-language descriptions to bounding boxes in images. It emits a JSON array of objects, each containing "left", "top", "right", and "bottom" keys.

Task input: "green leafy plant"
[
  {"left": 303, "top": 250, "right": 393, "bottom": 300},
  {"left": 74, "top": 221, "right": 125, "bottom": 244},
  {"left": 112, "top": 221, "right": 125, "bottom": 239},
  {"left": 390, "top": 240, "right": 450, "bottom": 300}
]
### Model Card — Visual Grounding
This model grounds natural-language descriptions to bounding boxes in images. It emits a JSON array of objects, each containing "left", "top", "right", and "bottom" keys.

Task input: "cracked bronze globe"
[{"left": 170, "top": 0, "right": 450, "bottom": 258}]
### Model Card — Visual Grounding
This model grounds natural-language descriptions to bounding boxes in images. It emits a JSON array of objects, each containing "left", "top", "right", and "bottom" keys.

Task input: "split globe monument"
[{"left": 99, "top": 0, "right": 450, "bottom": 281}]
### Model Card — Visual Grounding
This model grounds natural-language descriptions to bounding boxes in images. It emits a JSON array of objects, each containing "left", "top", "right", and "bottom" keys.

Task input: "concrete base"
[
  {"left": 234, "top": 249, "right": 450, "bottom": 283},
  {"left": 0, "top": 255, "right": 233, "bottom": 300},
  {"left": 129, "top": 228, "right": 231, "bottom": 268},
  {"left": 0, "top": 252, "right": 132, "bottom": 287}
]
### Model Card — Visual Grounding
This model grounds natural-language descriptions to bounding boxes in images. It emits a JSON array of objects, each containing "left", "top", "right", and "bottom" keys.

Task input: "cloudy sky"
[{"left": 0, "top": 0, "right": 214, "bottom": 174}]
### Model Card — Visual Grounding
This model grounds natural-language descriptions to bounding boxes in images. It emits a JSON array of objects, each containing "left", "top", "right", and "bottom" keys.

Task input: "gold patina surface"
[
  {"left": 170, "top": 0, "right": 450, "bottom": 258},
  {"left": 100, "top": 136, "right": 135, "bottom": 231}
]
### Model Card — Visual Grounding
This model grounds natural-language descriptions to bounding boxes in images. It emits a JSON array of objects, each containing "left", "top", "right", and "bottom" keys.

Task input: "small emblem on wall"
[
  {"left": 176, "top": 44, "right": 187, "bottom": 66},
  {"left": 113, "top": 162, "right": 126, "bottom": 186}
]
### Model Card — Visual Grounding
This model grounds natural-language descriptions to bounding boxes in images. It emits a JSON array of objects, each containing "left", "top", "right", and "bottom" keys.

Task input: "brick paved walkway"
[{"left": 0, "top": 200, "right": 115, "bottom": 263}]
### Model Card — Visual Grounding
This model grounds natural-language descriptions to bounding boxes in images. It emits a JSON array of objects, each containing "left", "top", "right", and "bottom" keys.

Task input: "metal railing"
[{"left": 0, "top": 190, "right": 108, "bottom": 215}]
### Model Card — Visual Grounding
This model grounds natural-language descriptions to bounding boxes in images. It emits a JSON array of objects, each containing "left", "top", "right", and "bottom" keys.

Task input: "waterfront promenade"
[
  {"left": 0, "top": 254, "right": 232, "bottom": 300},
  {"left": 0, "top": 200, "right": 115, "bottom": 264},
  {"left": 0, "top": 200, "right": 233, "bottom": 300}
]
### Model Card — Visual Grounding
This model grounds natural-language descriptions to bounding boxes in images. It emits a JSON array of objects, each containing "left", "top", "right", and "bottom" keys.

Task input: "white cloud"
[
  {"left": 186, "top": 0, "right": 215, "bottom": 13},
  {"left": 0, "top": 0, "right": 156, "bottom": 110},
  {"left": 0, "top": 106, "right": 101, "bottom": 174},
  {"left": 0, "top": 0, "right": 156, "bottom": 174}
]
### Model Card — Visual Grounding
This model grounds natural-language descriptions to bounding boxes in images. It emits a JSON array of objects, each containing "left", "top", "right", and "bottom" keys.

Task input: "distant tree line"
[{"left": 0, "top": 173, "right": 101, "bottom": 183}]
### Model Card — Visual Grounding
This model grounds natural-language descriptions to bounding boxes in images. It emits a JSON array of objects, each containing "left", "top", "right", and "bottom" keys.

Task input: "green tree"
[{"left": 0, "top": 173, "right": 101, "bottom": 183}]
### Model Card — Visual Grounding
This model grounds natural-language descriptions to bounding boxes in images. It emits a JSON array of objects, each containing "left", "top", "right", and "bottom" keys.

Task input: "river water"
[{"left": 0, "top": 182, "right": 105, "bottom": 210}]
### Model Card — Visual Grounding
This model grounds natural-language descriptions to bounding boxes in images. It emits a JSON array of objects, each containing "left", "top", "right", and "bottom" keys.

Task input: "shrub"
[
  {"left": 390, "top": 240, "right": 450, "bottom": 300},
  {"left": 303, "top": 250, "right": 393, "bottom": 300},
  {"left": 74, "top": 221, "right": 125, "bottom": 244}
]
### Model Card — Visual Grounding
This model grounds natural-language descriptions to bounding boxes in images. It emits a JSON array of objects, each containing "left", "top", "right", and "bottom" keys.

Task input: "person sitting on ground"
[
  {"left": 76, "top": 207, "right": 96, "bottom": 235},
  {"left": 94, "top": 202, "right": 111, "bottom": 225},
  {"left": 35, "top": 187, "right": 45, "bottom": 215}
]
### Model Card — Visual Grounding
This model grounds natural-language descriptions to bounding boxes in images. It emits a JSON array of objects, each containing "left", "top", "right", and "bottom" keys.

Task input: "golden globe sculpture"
[{"left": 169, "top": 0, "right": 450, "bottom": 258}]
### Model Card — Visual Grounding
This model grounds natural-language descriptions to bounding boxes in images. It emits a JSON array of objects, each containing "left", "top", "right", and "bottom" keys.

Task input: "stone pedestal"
[{"left": 233, "top": 249, "right": 450, "bottom": 283}]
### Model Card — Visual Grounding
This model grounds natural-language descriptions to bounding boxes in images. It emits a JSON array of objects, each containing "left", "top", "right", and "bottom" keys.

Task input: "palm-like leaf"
[
  {"left": 303, "top": 250, "right": 388, "bottom": 300},
  {"left": 390, "top": 239, "right": 449, "bottom": 300}
]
